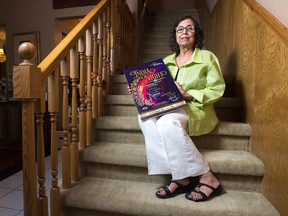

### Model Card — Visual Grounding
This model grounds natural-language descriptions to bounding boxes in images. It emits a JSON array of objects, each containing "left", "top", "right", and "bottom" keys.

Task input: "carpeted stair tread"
[
  {"left": 94, "top": 116, "right": 139, "bottom": 130},
  {"left": 94, "top": 116, "right": 251, "bottom": 137},
  {"left": 111, "top": 74, "right": 234, "bottom": 87},
  {"left": 81, "top": 142, "right": 264, "bottom": 176},
  {"left": 61, "top": 177, "right": 279, "bottom": 216},
  {"left": 103, "top": 95, "right": 241, "bottom": 122},
  {"left": 104, "top": 95, "right": 241, "bottom": 108},
  {"left": 202, "top": 149, "right": 264, "bottom": 176},
  {"left": 81, "top": 142, "right": 147, "bottom": 168}
]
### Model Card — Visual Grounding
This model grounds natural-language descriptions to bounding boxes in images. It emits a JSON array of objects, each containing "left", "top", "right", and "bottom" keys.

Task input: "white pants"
[{"left": 138, "top": 109, "right": 210, "bottom": 180}]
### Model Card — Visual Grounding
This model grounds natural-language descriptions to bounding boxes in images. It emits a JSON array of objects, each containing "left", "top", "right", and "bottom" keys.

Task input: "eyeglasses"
[{"left": 175, "top": 25, "right": 195, "bottom": 34}]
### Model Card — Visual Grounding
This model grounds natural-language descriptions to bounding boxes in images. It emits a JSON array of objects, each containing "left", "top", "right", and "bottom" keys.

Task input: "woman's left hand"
[{"left": 175, "top": 81, "right": 194, "bottom": 101}]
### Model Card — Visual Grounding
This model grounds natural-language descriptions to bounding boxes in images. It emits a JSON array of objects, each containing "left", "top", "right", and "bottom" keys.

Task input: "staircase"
[{"left": 61, "top": 10, "right": 279, "bottom": 216}]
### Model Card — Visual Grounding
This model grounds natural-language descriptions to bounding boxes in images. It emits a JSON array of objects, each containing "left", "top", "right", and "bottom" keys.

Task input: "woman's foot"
[
  {"left": 156, "top": 178, "right": 193, "bottom": 199},
  {"left": 185, "top": 171, "right": 222, "bottom": 201}
]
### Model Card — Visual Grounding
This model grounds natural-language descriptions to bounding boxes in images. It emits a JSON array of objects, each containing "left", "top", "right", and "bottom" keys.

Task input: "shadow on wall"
[{"left": 229, "top": 51, "right": 247, "bottom": 123}]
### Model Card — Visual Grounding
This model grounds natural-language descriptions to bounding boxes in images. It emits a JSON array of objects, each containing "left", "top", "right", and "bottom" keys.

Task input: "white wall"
[
  {"left": 0, "top": 0, "right": 94, "bottom": 75},
  {"left": 205, "top": 0, "right": 288, "bottom": 27},
  {"left": 256, "top": 0, "right": 288, "bottom": 27}
]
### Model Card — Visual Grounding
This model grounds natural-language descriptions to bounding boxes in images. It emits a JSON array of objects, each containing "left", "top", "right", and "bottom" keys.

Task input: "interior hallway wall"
[{"left": 0, "top": 0, "right": 94, "bottom": 75}]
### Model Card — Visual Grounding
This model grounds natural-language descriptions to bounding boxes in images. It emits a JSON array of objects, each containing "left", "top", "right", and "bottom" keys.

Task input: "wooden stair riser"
[
  {"left": 80, "top": 162, "right": 262, "bottom": 192},
  {"left": 94, "top": 129, "right": 249, "bottom": 151},
  {"left": 103, "top": 105, "right": 241, "bottom": 122},
  {"left": 110, "top": 78, "right": 234, "bottom": 97},
  {"left": 93, "top": 116, "right": 250, "bottom": 151}
]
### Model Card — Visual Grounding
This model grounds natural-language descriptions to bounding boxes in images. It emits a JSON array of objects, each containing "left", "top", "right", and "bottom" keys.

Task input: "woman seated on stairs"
[{"left": 130, "top": 14, "right": 225, "bottom": 201}]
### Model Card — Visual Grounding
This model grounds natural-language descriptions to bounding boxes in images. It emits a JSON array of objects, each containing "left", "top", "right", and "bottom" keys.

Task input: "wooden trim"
[
  {"left": 205, "top": 0, "right": 222, "bottom": 14},
  {"left": 243, "top": 0, "right": 288, "bottom": 47},
  {"left": 53, "top": 0, "right": 100, "bottom": 9}
]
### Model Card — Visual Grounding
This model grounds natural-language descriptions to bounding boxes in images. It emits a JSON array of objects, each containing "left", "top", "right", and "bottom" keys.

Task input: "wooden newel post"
[{"left": 13, "top": 42, "right": 41, "bottom": 216}]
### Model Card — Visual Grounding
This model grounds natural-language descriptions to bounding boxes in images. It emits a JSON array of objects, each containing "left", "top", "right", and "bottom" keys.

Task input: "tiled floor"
[{"left": 0, "top": 150, "right": 62, "bottom": 216}]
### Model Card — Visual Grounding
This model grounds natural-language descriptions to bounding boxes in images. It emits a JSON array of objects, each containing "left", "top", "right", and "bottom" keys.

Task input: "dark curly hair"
[{"left": 168, "top": 14, "right": 204, "bottom": 56}]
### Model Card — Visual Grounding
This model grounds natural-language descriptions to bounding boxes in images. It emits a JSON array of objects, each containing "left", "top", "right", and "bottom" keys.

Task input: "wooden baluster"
[
  {"left": 35, "top": 87, "right": 48, "bottom": 216},
  {"left": 102, "top": 10, "right": 107, "bottom": 93},
  {"left": 127, "top": 15, "right": 131, "bottom": 66},
  {"left": 97, "top": 15, "right": 104, "bottom": 117},
  {"left": 128, "top": 13, "right": 132, "bottom": 65},
  {"left": 122, "top": 13, "right": 126, "bottom": 68},
  {"left": 86, "top": 28, "right": 92, "bottom": 145},
  {"left": 60, "top": 58, "right": 71, "bottom": 188},
  {"left": 110, "top": 0, "right": 116, "bottom": 75},
  {"left": 70, "top": 46, "right": 80, "bottom": 181},
  {"left": 78, "top": 37, "right": 86, "bottom": 148},
  {"left": 106, "top": 6, "right": 112, "bottom": 94},
  {"left": 126, "top": 18, "right": 129, "bottom": 67},
  {"left": 102, "top": 10, "right": 107, "bottom": 111},
  {"left": 13, "top": 42, "right": 41, "bottom": 216},
  {"left": 92, "top": 22, "right": 99, "bottom": 118},
  {"left": 114, "top": 0, "right": 121, "bottom": 74},
  {"left": 131, "top": 13, "right": 136, "bottom": 65},
  {"left": 125, "top": 12, "right": 130, "bottom": 67},
  {"left": 48, "top": 72, "right": 60, "bottom": 216},
  {"left": 132, "top": 19, "right": 135, "bottom": 65},
  {"left": 117, "top": 13, "right": 123, "bottom": 71},
  {"left": 121, "top": 13, "right": 125, "bottom": 69}
]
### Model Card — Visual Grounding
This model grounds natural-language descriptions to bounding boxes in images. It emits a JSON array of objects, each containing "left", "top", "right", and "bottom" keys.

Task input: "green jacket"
[{"left": 163, "top": 48, "right": 225, "bottom": 136}]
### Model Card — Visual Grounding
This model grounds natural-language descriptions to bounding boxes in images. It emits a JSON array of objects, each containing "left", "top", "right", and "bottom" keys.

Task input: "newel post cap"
[
  {"left": 13, "top": 42, "right": 41, "bottom": 99},
  {"left": 18, "top": 42, "right": 37, "bottom": 66}
]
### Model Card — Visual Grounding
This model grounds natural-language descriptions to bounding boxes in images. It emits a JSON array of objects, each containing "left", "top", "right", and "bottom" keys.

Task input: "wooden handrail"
[
  {"left": 39, "top": 0, "right": 109, "bottom": 85},
  {"left": 243, "top": 0, "right": 288, "bottom": 47}
]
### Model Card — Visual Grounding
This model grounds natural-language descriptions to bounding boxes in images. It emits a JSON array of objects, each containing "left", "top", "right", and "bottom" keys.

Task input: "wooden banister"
[
  {"left": 35, "top": 91, "right": 48, "bottom": 216},
  {"left": 13, "top": 1, "right": 136, "bottom": 215},
  {"left": 60, "top": 57, "right": 71, "bottom": 189},
  {"left": 70, "top": 46, "right": 80, "bottom": 181},
  {"left": 39, "top": 0, "right": 109, "bottom": 84}
]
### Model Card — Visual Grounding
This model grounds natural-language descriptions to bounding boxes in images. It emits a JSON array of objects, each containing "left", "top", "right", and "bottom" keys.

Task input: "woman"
[{"left": 138, "top": 14, "right": 225, "bottom": 202}]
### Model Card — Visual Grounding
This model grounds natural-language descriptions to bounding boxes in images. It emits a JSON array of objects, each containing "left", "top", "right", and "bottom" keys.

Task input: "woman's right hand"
[{"left": 127, "top": 85, "right": 132, "bottom": 94}]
